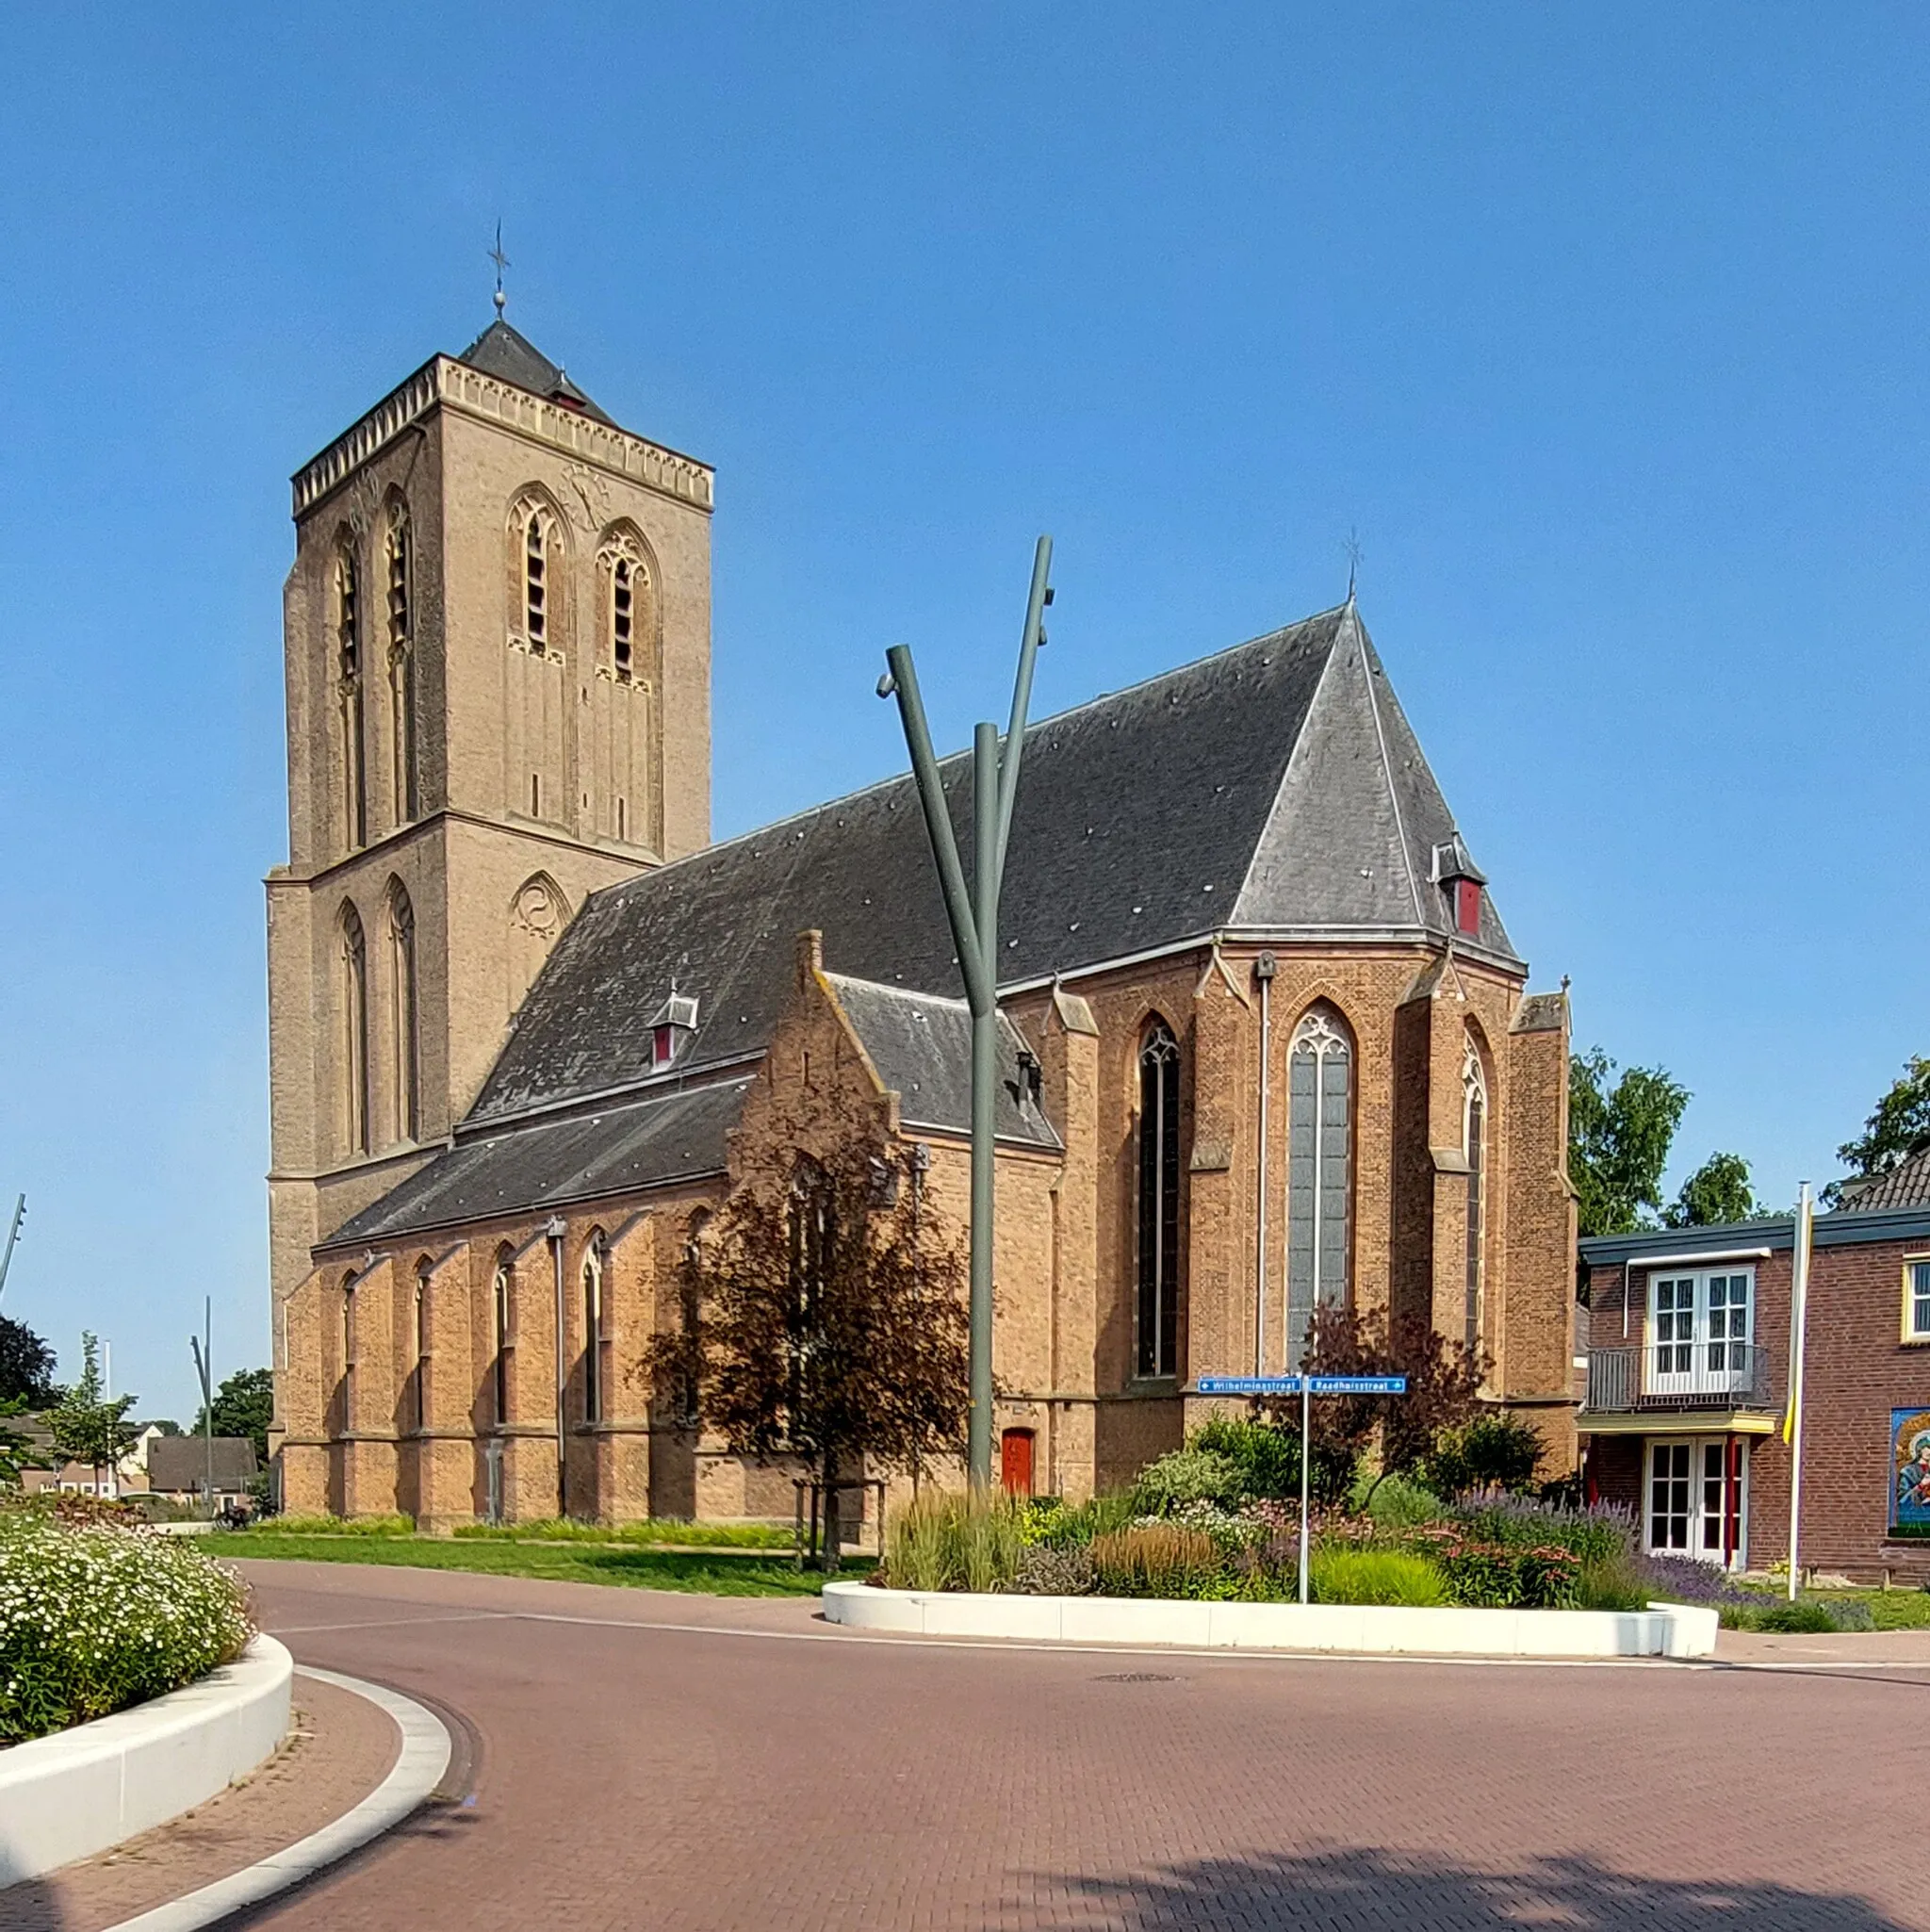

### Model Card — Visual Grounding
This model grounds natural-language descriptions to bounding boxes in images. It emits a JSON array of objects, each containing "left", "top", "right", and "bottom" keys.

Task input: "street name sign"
[{"left": 1196, "top": 1375, "right": 1408, "bottom": 1397}]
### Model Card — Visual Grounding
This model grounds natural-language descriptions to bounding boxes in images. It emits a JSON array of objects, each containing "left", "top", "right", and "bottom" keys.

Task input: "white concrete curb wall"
[
  {"left": 822, "top": 1582, "right": 1719, "bottom": 1659},
  {"left": 0, "top": 1635, "right": 293, "bottom": 1885}
]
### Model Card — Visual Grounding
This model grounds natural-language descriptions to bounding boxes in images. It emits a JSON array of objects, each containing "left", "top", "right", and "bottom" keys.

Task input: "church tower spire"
[{"left": 265, "top": 323, "right": 713, "bottom": 1358}]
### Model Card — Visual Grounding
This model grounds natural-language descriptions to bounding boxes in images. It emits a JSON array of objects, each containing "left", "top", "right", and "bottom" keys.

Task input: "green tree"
[
  {"left": 0, "top": 1315, "right": 57, "bottom": 1406},
  {"left": 646, "top": 1119, "right": 971, "bottom": 1571},
  {"left": 1825, "top": 1055, "right": 1930, "bottom": 1208},
  {"left": 48, "top": 1332, "right": 140, "bottom": 1490},
  {"left": 192, "top": 1367, "right": 273, "bottom": 1462},
  {"left": 1569, "top": 1047, "right": 1690, "bottom": 1236},
  {"left": 0, "top": 1396, "right": 47, "bottom": 1488},
  {"left": 1663, "top": 1151, "right": 1762, "bottom": 1228}
]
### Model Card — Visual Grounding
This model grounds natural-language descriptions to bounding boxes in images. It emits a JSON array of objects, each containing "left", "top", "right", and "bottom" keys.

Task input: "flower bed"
[{"left": 1, "top": 1498, "right": 254, "bottom": 1744}]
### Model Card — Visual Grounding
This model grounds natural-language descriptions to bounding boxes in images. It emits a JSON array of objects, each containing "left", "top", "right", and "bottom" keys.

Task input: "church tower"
[{"left": 265, "top": 317, "right": 712, "bottom": 1351}]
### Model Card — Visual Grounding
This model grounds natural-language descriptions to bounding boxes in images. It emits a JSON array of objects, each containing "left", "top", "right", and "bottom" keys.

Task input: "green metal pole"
[
  {"left": 992, "top": 537, "right": 1054, "bottom": 901},
  {"left": 969, "top": 722, "right": 1000, "bottom": 1486}
]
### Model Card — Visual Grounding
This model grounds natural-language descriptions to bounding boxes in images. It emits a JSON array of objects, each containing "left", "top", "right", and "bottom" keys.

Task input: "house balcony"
[{"left": 1578, "top": 1343, "right": 1778, "bottom": 1437}]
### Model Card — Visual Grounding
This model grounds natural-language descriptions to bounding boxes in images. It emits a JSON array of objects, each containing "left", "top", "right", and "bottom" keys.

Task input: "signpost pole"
[{"left": 1298, "top": 1375, "right": 1312, "bottom": 1606}]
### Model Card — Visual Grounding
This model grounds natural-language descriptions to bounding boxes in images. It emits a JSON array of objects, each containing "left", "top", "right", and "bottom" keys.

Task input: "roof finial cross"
[
  {"left": 1343, "top": 528, "right": 1365, "bottom": 604},
  {"left": 488, "top": 221, "right": 510, "bottom": 318}
]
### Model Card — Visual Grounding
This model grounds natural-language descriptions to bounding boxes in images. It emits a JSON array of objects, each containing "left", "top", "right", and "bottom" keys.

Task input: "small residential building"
[
  {"left": 144, "top": 1437, "right": 259, "bottom": 1512},
  {"left": 1578, "top": 1148, "right": 1930, "bottom": 1581}
]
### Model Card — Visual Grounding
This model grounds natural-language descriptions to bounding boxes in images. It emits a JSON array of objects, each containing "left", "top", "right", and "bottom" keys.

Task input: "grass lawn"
[
  {"left": 1815, "top": 1587, "right": 1930, "bottom": 1630},
  {"left": 208, "top": 1531, "right": 842, "bottom": 1596}
]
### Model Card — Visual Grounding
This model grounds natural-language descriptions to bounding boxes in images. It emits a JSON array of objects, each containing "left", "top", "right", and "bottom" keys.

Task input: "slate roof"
[
  {"left": 1835, "top": 1147, "right": 1930, "bottom": 1213},
  {"left": 147, "top": 1437, "right": 259, "bottom": 1494},
  {"left": 826, "top": 975, "right": 1059, "bottom": 1149},
  {"left": 470, "top": 602, "right": 1517, "bottom": 1128},
  {"left": 457, "top": 320, "right": 615, "bottom": 426},
  {"left": 324, "top": 1080, "right": 751, "bottom": 1250}
]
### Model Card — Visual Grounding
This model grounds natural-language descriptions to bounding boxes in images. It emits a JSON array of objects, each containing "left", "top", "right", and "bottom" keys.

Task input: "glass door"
[
  {"left": 1648, "top": 1440, "right": 1693, "bottom": 1551},
  {"left": 1647, "top": 1269, "right": 1754, "bottom": 1398}
]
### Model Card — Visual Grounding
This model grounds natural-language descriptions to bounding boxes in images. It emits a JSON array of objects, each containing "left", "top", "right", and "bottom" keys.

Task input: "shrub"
[
  {"left": 1189, "top": 1416, "right": 1300, "bottom": 1500},
  {"left": 881, "top": 1489, "right": 1025, "bottom": 1593},
  {"left": 1353, "top": 1471, "right": 1445, "bottom": 1530},
  {"left": 254, "top": 1512, "right": 416, "bottom": 1537},
  {"left": 1133, "top": 1447, "right": 1243, "bottom": 1514},
  {"left": 1419, "top": 1530, "right": 1583, "bottom": 1609},
  {"left": 1448, "top": 1494, "right": 1634, "bottom": 1567},
  {"left": 1427, "top": 1416, "right": 1546, "bottom": 1497},
  {"left": 1742, "top": 1599, "right": 1840, "bottom": 1634},
  {"left": 1014, "top": 1541, "right": 1097, "bottom": 1596},
  {"left": 1035, "top": 1489, "right": 1140, "bottom": 1549},
  {"left": 1089, "top": 1523, "right": 1220, "bottom": 1597},
  {"left": 0, "top": 1509, "right": 254, "bottom": 1743},
  {"left": 1575, "top": 1553, "right": 1649, "bottom": 1613},
  {"left": 1310, "top": 1547, "right": 1447, "bottom": 1607}
]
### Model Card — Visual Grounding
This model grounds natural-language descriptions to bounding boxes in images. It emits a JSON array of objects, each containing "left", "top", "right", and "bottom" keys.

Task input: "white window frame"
[
  {"left": 1905, "top": 1258, "right": 1930, "bottom": 1343},
  {"left": 1646, "top": 1267, "right": 1755, "bottom": 1398}
]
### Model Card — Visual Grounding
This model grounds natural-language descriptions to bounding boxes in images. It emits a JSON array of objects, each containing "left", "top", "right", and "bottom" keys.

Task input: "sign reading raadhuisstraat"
[{"left": 1196, "top": 1374, "right": 1408, "bottom": 1397}]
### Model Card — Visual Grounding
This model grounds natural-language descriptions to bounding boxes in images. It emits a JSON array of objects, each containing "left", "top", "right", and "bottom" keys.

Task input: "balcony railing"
[{"left": 1583, "top": 1342, "right": 1773, "bottom": 1415}]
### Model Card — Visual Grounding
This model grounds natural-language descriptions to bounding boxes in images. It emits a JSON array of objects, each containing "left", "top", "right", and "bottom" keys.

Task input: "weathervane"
[
  {"left": 1344, "top": 528, "right": 1365, "bottom": 602},
  {"left": 488, "top": 221, "right": 510, "bottom": 317}
]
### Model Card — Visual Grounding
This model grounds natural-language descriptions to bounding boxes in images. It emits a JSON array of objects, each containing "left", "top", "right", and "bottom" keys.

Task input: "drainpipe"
[
  {"left": 547, "top": 1216, "right": 568, "bottom": 1518},
  {"left": 1252, "top": 953, "right": 1276, "bottom": 1374}
]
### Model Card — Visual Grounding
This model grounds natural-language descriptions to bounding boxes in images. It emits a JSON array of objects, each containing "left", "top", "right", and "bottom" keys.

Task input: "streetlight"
[{"left": 879, "top": 536, "right": 1054, "bottom": 1487}]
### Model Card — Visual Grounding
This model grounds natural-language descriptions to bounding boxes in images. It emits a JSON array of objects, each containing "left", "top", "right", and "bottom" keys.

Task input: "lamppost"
[{"left": 879, "top": 536, "right": 1054, "bottom": 1488}]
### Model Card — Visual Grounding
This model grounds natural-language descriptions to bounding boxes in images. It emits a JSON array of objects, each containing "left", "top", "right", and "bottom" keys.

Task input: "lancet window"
[
  {"left": 339, "top": 904, "right": 369, "bottom": 1157},
  {"left": 1286, "top": 1005, "right": 1353, "bottom": 1367},
  {"left": 1464, "top": 1035, "right": 1489, "bottom": 1351},
  {"left": 1136, "top": 1021, "right": 1182, "bottom": 1379}
]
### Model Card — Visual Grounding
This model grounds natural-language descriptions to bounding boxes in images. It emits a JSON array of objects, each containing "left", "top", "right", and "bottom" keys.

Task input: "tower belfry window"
[
  {"left": 1464, "top": 1036, "right": 1488, "bottom": 1352},
  {"left": 525, "top": 515, "right": 548, "bottom": 649},
  {"left": 337, "top": 550, "right": 361, "bottom": 683},
  {"left": 612, "top": 557, "right": 634, "bottom": 682},
  {"left": 336, "top": 545, "right": 366, "bottom": 849},
  {"left": 386, "top": 506, "right": 417, "bottom": 823}
]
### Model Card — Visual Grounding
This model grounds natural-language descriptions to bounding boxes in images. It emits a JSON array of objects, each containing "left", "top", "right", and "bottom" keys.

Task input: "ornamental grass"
[{"left": 0, "top": 1502, "right": 254, "bottom": 1744}]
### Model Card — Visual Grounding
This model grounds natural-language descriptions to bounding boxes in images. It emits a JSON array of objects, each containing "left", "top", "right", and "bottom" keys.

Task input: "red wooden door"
[{"left": 1000, "top": 1429, "right": 1035, "bottom": 1498}]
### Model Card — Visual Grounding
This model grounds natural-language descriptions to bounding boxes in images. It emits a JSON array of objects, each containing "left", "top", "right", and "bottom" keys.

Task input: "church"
[{"left": 269, "top": 317, "right": 1578, "bottom": 1528}]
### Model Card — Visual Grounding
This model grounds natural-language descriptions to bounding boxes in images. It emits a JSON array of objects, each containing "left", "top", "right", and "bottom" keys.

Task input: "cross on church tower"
[{"left": 488, "top": 221, "right": 510, "bottom": 317}]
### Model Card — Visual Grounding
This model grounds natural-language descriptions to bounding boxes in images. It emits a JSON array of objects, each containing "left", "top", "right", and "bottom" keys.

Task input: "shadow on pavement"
[{"left": 1064, "top": 1845, "right": 1910, "bottom": 1931}]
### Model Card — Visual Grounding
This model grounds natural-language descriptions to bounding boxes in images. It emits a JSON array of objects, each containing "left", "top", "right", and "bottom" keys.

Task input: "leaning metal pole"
[{"left": 882, "top": 536, "right": 1054, "bottom": 1487}]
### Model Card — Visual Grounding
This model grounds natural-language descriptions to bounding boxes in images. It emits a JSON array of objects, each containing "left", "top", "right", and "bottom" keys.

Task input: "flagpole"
[{"left": 1785, "top": 1182, "right": 1812, "bottom": 1602}]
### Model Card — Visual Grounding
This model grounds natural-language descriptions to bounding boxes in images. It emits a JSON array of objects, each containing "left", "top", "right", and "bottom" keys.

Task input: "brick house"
[
  {"left": 271, "top": 319, "right": 1578, "bottom": 1528},
  {"left": 1578, "top": 1148, "right": 1930, "bottom": 1581}
]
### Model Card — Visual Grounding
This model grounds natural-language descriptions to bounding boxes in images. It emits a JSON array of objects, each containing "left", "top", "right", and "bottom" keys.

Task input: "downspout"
[
  {"left": 547, "top": 1216, "right": 568, "bottom": 1518},
  {"left": 1253, "top": 953, "right": 1276, "bottom": 1374}
]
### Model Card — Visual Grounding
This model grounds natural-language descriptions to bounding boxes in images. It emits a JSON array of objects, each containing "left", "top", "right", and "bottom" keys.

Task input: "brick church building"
[{"left": 270, "top": 319, "right": 1577, "bottom": 1527}]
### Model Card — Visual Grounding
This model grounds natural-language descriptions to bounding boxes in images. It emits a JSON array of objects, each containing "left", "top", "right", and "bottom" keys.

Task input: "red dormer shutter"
[
  {"left": 653, "top": 1023, "right": 673, "bottom": 1064},
  {"left": 1455, "top": 878, "right": 1481, "bottom": 936}
]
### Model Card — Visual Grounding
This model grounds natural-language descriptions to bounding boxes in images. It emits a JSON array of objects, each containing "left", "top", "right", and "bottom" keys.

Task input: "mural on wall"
[{"left": 1891, "top": 1407, "right": 1930, "bottom": 1535}]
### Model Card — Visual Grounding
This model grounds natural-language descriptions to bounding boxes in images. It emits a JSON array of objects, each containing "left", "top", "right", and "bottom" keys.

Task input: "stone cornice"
[{"left": 292, "top": 356, "right": 714, "bottom": 519}]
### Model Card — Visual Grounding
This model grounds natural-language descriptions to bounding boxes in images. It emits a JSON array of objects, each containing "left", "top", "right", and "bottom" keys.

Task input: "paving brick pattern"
[
  {"left": 236, "top": 1561, "right": 1926, "bottom": 1932},
  {"left": 4, "top": 1673, "right": 399, "bottom": 1932}
]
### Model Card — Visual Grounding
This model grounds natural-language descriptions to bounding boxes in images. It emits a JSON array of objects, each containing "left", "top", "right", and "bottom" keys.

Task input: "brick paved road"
[{"left": 231, "top": 1560, "right": 1926, "bottom": 1931}]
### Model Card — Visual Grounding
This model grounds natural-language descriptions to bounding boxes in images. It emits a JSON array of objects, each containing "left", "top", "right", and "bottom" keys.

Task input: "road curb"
[{"left": 99, "top": 1667, "right": 451, "bottom": 1932}]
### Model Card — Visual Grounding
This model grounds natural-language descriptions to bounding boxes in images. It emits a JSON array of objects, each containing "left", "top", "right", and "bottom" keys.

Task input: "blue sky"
[{"left": 0, "top": 6, "right": 1922, "bottom": 1420}]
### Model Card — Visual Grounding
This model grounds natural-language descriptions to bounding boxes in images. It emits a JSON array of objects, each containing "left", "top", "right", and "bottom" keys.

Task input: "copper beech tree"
[
  {"left": 1258, "top": 1305, "right": 1488, "bottom": 1505},
  {"left": 645, "top": 1122, "right": 971, "bottom": 1565}
]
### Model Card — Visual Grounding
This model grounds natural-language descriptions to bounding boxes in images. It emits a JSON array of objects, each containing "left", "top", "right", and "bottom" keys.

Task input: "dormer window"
[
  {"left": 1431, "top": 835, "right": 1487, "bottom": 940},
  {"left": 648, "top": 991, "right": 700, "bottom": 1069}
]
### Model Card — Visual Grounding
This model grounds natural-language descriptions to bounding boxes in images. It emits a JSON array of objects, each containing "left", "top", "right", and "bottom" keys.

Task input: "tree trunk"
[{"left": 819, "top": 1449, "right": 841, "bottom": 1575}]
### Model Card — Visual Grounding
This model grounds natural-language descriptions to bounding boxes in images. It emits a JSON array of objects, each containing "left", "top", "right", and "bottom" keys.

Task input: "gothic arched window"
[
  {"left": 492, "top": 1246, "right": 515, "bottom": 1427},
  {"left": 1286, "top": 1005, "right": 1353, "bottom": 1367},
  {"left": 385, "top": 502, "right": 417, "bottom": 821},
  {"left": 581, "top": 1231, "right": 606, "bottom": 1425},
  {"left": 335, "top": 541, "right": 366, "bottom": 849},
  {"left": 1464, "top": 1034, "right": 1489, "bottom": 1352},
  {"left": 388, "top": 884, "right": 417, "bottom": 1144},
  {"left": 1136, "top": 1020, "right": 1182, "bottom": 1379},
  {"left": 339, "top": 904, "right": 369, "bottom": 1156}
]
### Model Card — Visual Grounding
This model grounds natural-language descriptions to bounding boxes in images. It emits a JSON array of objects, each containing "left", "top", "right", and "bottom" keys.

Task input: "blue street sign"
[{"left": 1196, "top": 1374, "right": 1408, "bottom": 1397}]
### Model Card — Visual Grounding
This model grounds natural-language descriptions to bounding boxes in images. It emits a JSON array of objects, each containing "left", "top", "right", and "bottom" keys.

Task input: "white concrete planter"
[
  {"left": 822, "top": 1582, "right": 1719, "bottom": 1660},
  {"left": 0, "top": 1634, "right": 293, "bottom": 1884}
]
